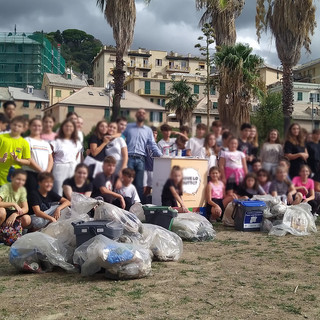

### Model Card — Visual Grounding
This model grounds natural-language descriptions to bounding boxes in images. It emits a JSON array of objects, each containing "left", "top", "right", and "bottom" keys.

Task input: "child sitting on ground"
[
  {"left": 115, "top": 168, "right": 140, "bottom": 211},
  {"left": 161, "top": 165, "right": 188, "bottom": 212},
  {"left": 28, "top": 172, "right": 70, "bottom": 230},
  {"left": 0, "top": 169, "right": 31, "bottom": 230},
  {"left": 236, "top": 172, "right": 266, "bottom": 199},
  {"left": 269, "top": 166, "right": 301, "bottom": 205},
  {"left": 206, "top": 166, "right": 231, "bottom": 221},
  {"left": 257, "top": 169, "right": 271, "bottom": 194},
  {"left": 92, "top": 156, "right": 124, "bottom": 208},
  {"left": 292, "top": 165, "right": 318, "bottom": 214}
]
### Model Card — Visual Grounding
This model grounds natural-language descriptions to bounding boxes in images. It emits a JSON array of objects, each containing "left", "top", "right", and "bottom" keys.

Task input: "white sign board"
[{"left": 182, "top": 168, "right": 201, "bottom": 194}]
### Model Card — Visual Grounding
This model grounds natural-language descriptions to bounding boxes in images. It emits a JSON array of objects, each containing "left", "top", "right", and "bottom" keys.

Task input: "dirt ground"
[{"left": 0, "top": 222, "right": 319, "bottom": 320}]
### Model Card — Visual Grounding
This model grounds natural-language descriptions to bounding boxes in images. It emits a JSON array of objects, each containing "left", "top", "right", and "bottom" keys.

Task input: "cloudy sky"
[{"left": 0, "top": 0, "right": 319, "bottom": 67}]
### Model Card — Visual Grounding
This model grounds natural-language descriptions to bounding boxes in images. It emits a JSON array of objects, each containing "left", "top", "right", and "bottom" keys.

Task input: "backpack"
[{"left": 0, "top": 219, "right": 23, "bottom": 246}]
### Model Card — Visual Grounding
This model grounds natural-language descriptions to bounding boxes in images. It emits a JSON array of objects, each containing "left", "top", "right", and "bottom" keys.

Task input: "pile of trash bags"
[
  {"left": 9, "top": 193, "right": 215, "bottom": 280},
  {"left": 252, "top": 195, "right": 317, "bottom": 236}
]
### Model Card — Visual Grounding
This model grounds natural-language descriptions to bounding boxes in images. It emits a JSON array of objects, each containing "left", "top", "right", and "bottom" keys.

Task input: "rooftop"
[
  {"left": 294, "top": 58, "right": 320, "bottom": 71},
  {"left": 48, "top": 86, "right": 165, "bottom": 111},
  {"left": 43, "top": 72, "right": 88, "bottom": 88},
  {"left": 0, "top": 87, "right": 11, "bottom": 101},
  {"left": 8, "top": 86, "right": 49, "bottom": 102}
]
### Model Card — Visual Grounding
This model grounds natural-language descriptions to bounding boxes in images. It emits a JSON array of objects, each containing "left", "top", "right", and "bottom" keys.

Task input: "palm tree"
[
  {"left": 214, "top": 43, "right": 264, "bottom": 133},
  {"left": 166, "top": 80, "right": 199, "bottom": 127},
  {"left": 96, "top": 0, "right": 136, "bottom": 121},
  {"left": 256, "top": 0, "right": 316, "bottom": 134},
  {"left": 196, "top": 0, "right": 245, "bottom": 47}
]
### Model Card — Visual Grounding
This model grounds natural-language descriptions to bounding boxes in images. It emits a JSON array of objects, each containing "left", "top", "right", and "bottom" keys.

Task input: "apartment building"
[
  {"left": 269, "top": 81, "right": 320, "bottom": 130},
  {"left": 294, "top": 58, "right": 320, "bottom": 84}
]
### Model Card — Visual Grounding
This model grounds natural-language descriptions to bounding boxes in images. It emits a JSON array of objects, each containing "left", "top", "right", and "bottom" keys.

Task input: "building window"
[
  {"left": 181, "top": 61, "right": 187, "bottom": 68},
  {"left": 120, "top": 110, "right": 130, "bottom": 117},
  {"left": 68, "top": 105, "right": 74, "bottom": 113},
  {"left": 150, "top": 98, "right": 154, "bottom": 103},
  {"left": 23, "top": 114, "right": 29, "bottom": 120},
  {"left": 56, "top": 90, "right": 62, "bottom": 97},
  {"left": 143, "top": 72, "right": 148, "bottom": 78},
  {"left": 35, "top": 102, "right": 42, "bottom": 109},
  {"left": 160, "top": 82, "right": 166, "bottom": 95},
  {"left": 145, "top": 81, "right": 151, "bottom": 94},
  {"left": 199, "top": 63, "right": 205, "bottom": 70},
  {"left": 195, "top": 116, "right": 201, "bottom": 124},
  {"left": 297, "top": 92, "right": 303, "bottom": 101},
  {"left": 104, "top": 108, "right": 110, "bottom": 120},
  {"left": 212, "top": 102, "right": 218, "bottom": 109},
  {"left": 149, "top": 111, "right": 162, "bottom": 123},
  {"left": 210, "top": 86, "right": 216, "bottom": 95},
  {"left": 156, "top": 59, "right": 162, "bottom": 66},
  {"left": 23, "top": 100, "right": 29, "bottom": 108},
  {"left": 194, "top": 84, "right": 200, "bottom": 94}
]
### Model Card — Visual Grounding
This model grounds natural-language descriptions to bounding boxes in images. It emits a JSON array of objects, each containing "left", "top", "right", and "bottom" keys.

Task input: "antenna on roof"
[{"left": 14, "top": 24, "right": 16, "bottom": 35}]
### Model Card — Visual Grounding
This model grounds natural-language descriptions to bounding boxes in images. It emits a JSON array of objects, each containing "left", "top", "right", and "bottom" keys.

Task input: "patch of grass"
[
  {"left": 90, "top": 285, "right": 119, "bottom": 298},
  {"left": 127, "top": 288, "right": 144, "bottom": 300},
  {"left": 215, "top": 239, "right": 249, "bottom": 246},
  {"left": 277, "top": 303, "right": 302, "bottom": 315},
  {"left": 304, "top": 294, "right": 316, "bottom": 302},
  {"left": 180, "top": 296, "right": 192, "bottom": 304},
  {"left": 0, "top": 285, "right": 6, "bottom": 294}
]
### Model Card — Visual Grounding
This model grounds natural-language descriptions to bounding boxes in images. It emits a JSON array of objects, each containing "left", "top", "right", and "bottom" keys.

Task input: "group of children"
[
  {"left": 1, "top": 109, "right": 319, "bottom": 240},
  {"left": 0, "top": 113, "right": 140, "bottom": 241},
  {"left": 158, "top": 121, "right": 320, "bottom": 222}
]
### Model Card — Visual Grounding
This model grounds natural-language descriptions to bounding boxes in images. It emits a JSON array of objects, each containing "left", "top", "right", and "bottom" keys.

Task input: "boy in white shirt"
[
  {"left": 186, "top": 123, "right": 207, "bottom": 157},
  {"left": 157, "top": 124, "right": 177, "bottom": 156},
  {"left": 116, "top": 168, "right": 140, "bottom": 211}
]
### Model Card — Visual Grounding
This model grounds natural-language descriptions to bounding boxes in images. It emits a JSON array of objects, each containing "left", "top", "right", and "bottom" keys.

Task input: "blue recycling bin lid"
[{"left": 233, "top": 200, "right": 266, "bottom": 207}]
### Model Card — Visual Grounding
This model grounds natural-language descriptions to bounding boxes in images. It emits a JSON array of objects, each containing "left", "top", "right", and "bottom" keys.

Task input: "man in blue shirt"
[{"left": 123, "top": 109, "right": 162, "bottom": 202}]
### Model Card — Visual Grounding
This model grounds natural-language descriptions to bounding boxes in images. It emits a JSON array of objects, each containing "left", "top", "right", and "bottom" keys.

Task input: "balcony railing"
[
  {"left": 166, "top": 65, "right": 190, "bottom": 73},
  {"left": 138, "top": 88, "right": 166, "bottom": 96}
]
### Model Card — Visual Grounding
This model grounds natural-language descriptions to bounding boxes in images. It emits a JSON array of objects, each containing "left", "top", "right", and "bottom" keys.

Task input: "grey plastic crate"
[{"left": 73, "top": 220, "right": 123, "bottom": 247}]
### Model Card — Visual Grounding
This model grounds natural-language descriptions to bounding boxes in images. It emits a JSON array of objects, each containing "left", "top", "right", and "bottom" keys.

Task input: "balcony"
[
  {"left": 127, "top": 62, "right": 136, "bottom": 68},
  {"left": 166, "top": 65, "right": 190, "bottom": 73},
  {"left": 138, "top": 88, "right": 166, "bottom": 96},
  {"left": 137, "top": 63, "right": 152, "bottom": 70}
]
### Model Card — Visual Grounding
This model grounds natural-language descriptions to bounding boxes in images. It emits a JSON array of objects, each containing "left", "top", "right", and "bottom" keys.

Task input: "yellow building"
[
  {"left": 42, "top": 70, "right": 88, "bottom": 106},
  {"left": 42, "top": 87, "right": 166, "bottom": 134},
  {"left": 259, "top": 64, "right": 283, "bottom": 86},
  {"left": 294, "top": 58, "right": 320, "bottom": 84}
]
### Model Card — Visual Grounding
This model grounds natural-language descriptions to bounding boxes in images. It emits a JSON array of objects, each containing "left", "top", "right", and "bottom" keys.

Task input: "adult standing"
[
  {"left": 123, "top": 109, "right": 162, "bottom": 200},
  {"left": 284, "top": 123, "right": 308, "bottom": 179},
  {"left": 2, "top": 101, "right": 16, "bottom": 130},
  {"left": 306, "top": 129, "right": 320, "bottom": 191},
  {"left": 105, "top": 122, "right": 128, "bottom": 176}
]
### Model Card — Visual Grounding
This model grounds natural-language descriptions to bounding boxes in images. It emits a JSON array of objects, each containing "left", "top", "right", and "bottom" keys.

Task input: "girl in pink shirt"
[{"left": 292, "top": 165, "right": 317, "bottom": 213}]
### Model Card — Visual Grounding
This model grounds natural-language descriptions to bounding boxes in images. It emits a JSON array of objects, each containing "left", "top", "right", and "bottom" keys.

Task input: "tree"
[
  {"left": 214, "top": 43, "right": 264, "bottom": 133},
  {"left": 96, "top": 0, "right": 136, "bottom": 121},
  {"left": 256, "top": 0, "right": 316, "bottom": 135},
  {"left": 251, "top": 92, "right": 283, "bottom": 142},
  {"left": 46, "top": 29, "right": 102, "bottom": 77},
  {"left": 196, "top": 0, "right": 244, "bottom": 47},
  {"left": 195, "top": 23, "right": 215, "bottom": 129},
  {"left": 166, "top": 80, "right": 199, "bottom": 127}
]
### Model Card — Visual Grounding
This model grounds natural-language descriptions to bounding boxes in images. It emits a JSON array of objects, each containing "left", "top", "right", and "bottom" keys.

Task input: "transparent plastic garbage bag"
[
  {"left": 94, "top": 202, "right": 143, "bottom": 235},
  {"left": 9, "top": 232, "right": 75, "bottom": 273},
  {"left": 171, "top": 213, "right": 216, "bottom": 241},
  {"left": 73, "top": 235, "right": 152, "bottom": 280},
  {"left": 269, "top": 203, "right": 317, "bottom": 236}
]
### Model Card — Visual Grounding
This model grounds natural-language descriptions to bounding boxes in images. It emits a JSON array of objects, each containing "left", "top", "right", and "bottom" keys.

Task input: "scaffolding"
[{"left": 0, "top": 32, "right": 65, "bottom": 89}]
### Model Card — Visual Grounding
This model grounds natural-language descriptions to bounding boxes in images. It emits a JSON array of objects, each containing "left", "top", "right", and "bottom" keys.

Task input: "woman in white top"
[
  {"left": 24, "top": 118, "right": 53, "bottom": 194},
  {"left": 50, "top": 119, "right": 82, "bottom": 195},
  {"left": 105, "top": 122, "right": 128, "bottom": 176},
  {"left": 260, "top": 129, "right": 283, "bottom": 176},
  {"left": 200, "top": 133, "right": 218, "bottom": 176}
]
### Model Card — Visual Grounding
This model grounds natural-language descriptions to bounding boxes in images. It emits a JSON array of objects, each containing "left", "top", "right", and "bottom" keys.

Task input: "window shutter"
[{"left": 150, "top": 111, "right": 153, "bottom": 122}]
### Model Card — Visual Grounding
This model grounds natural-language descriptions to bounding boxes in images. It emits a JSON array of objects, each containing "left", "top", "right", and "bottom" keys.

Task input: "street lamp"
[{"left": 310, "top": 94, "right": 314, "bottom": 130}]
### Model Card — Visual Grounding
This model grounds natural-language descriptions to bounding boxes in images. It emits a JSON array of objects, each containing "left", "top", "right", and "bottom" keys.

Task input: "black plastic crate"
[
  {"left": 143, "top": 206, "right": 178, "bottom": 230},
  {"left": 72, "top": 220, "right": 123, "bottom": 247}
]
